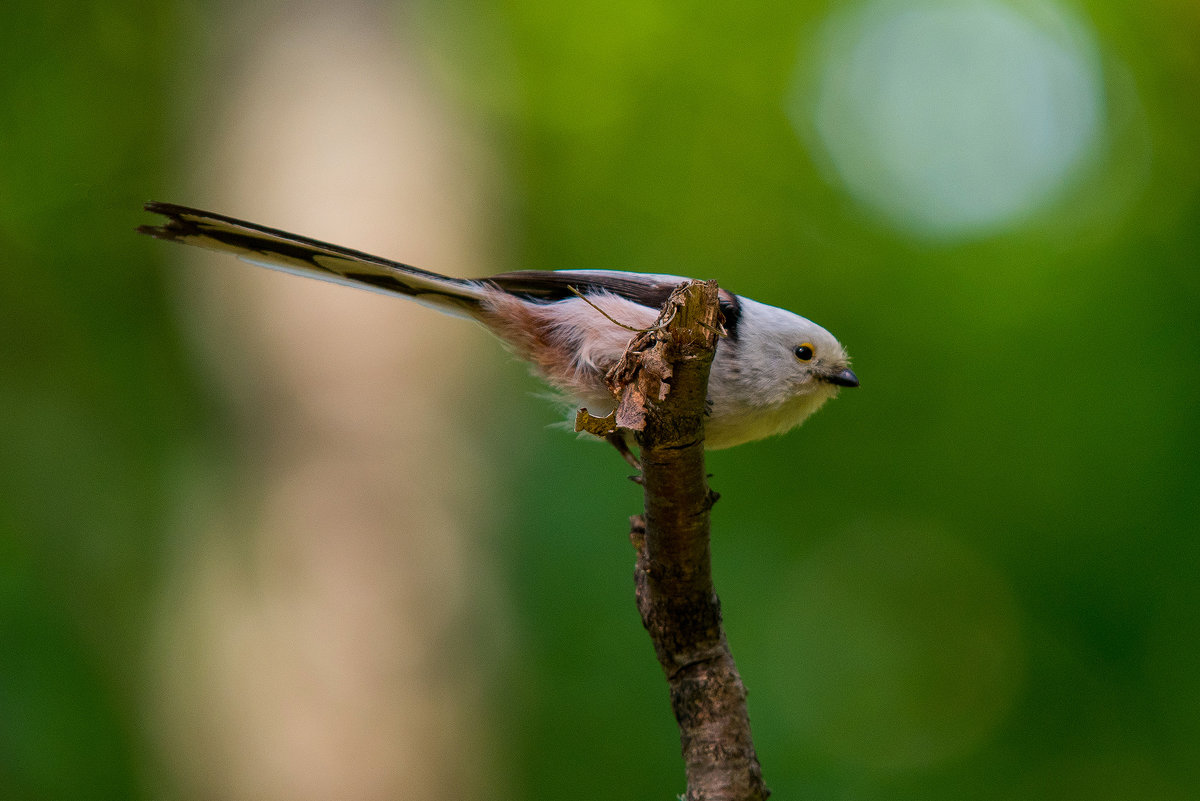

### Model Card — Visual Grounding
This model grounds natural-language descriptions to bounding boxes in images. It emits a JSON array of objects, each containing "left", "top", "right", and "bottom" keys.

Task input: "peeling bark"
[{"left": 579, "top": 281, "right": 769, "bottom": 801}]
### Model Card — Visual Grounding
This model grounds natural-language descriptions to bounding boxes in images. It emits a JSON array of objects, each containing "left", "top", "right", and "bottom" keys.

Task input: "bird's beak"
[{"left": 823, "top": 367, "right": 859, "bottom": 388}]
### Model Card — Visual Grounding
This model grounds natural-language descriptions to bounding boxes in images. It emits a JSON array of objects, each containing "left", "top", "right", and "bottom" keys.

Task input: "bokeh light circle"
[{"left": 796, "top": 0, "right": 1106, "bottom": 239}]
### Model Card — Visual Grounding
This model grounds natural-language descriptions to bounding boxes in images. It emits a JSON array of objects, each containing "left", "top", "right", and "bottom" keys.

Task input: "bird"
[{"left": 139, "top": 202, "right": 857, "bottom": 454}]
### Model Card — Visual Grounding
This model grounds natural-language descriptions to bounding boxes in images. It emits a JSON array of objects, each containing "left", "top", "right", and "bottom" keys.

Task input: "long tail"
[{"left": 138, "top": 202, "right": 487, "bottom": 317}]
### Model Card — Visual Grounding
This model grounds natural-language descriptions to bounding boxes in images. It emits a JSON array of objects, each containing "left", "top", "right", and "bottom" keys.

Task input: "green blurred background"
[{"left": 3, "top": 0, "right": 1199, "bottom": 799}]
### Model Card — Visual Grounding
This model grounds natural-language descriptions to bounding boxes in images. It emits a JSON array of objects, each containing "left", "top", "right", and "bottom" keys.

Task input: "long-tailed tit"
[{"left": 139, "top": 202, "right": 857, "bottom": 451}]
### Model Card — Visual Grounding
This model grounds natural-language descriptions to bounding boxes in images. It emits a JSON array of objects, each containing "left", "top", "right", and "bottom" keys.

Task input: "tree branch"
[{"left": 578, "top": 280, "right": 770, "bottom": 801}]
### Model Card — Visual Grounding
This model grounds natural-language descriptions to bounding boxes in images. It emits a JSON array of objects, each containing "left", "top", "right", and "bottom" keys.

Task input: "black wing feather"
[{"left": 487, "top": 270, "right": 742, "bottom": 339}]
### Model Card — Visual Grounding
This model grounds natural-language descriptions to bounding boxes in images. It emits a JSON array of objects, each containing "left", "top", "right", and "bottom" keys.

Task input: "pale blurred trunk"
[{"left": 149, "top": 4, "right": 508, "bottom": 799}]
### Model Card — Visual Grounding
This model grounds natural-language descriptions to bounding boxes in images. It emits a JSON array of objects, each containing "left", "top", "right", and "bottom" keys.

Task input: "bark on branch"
[{"left": 577, "top": 281, "right": 770, "bottom": 801}]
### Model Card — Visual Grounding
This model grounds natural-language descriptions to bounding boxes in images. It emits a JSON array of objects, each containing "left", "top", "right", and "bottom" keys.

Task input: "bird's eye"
[{"left": 794, "top": 343, "right": 815, "bottom": 362}]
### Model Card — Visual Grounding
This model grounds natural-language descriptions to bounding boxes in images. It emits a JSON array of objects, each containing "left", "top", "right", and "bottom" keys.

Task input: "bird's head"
[{"left": 733, "top": 299, "right": 857, "bottom": 406}]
